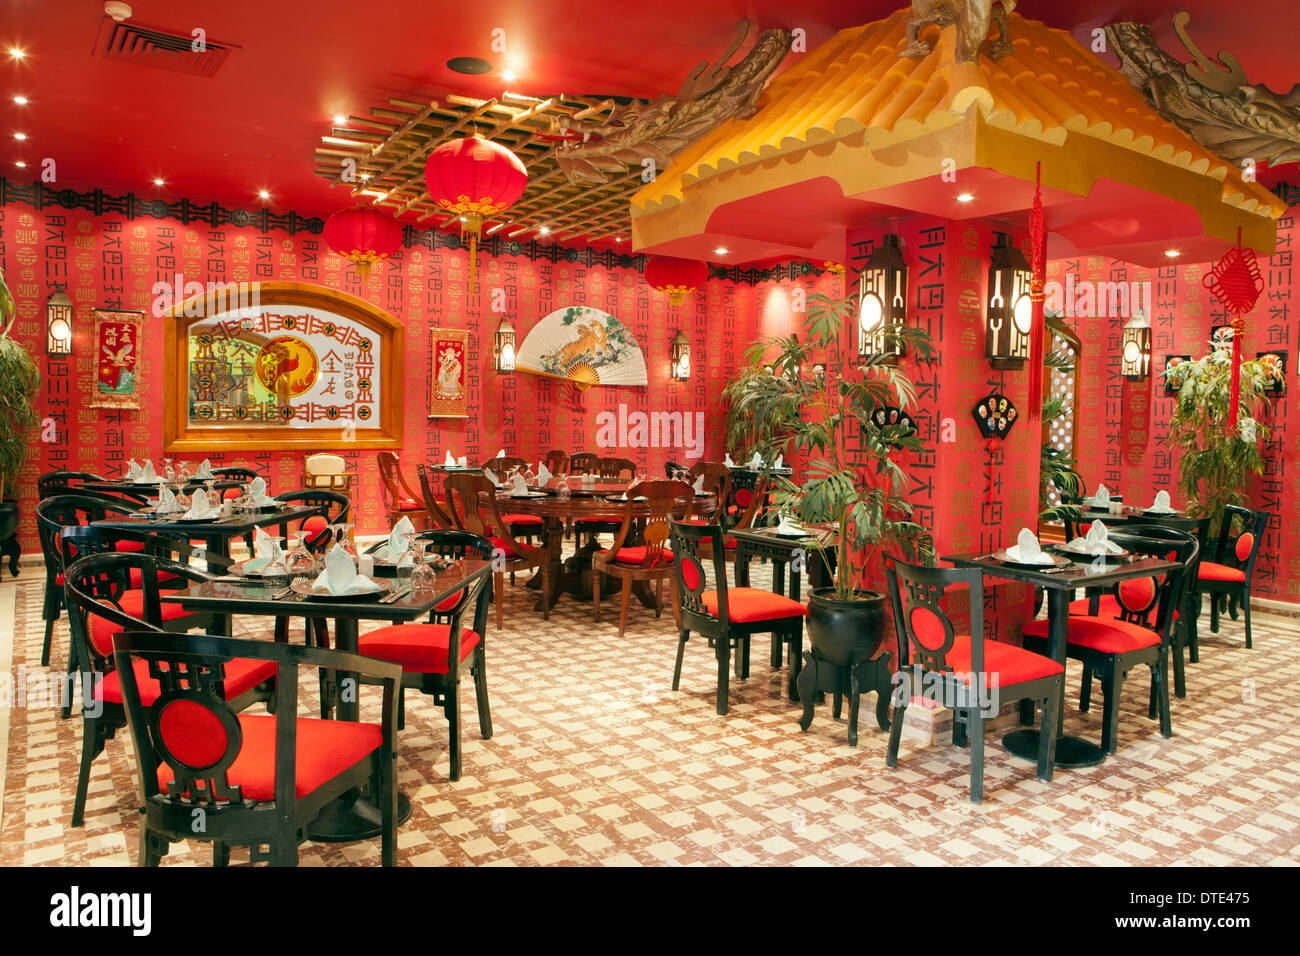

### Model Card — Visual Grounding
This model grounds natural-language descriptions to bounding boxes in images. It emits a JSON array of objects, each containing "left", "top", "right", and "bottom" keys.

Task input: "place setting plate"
[
  {"left": 290, "top": 579, "right": 392, "bottom": 602},
  {"left": 1051, "top": 544, "right": 1132, "bottom": 565},
  {"left": 992, "top": 550, "right": 1074, "bottom": 570}
]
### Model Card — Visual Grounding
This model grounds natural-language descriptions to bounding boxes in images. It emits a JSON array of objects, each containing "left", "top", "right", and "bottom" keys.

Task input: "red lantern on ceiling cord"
[
  {"left": 424, "top": 135, "right": 528, "bottom": 291},
  {"left": 323, "top": 205, "right": 403, "bottom": 279},
  {"left": 645, "top": 255, "right": 708, "bottom": 306}
]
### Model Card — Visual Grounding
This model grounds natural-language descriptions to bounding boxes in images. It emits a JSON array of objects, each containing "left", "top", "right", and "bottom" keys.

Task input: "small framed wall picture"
[{"left": 89, "top": 308, "right": 145, "bottom": 411}]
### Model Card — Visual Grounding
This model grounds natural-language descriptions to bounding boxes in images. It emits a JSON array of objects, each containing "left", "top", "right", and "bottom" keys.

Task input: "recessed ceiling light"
[
  {"left": 13, "top": 95, "right": 27, "bottom": 105},
  {"left": 447, "top": 56, "right": 493, "bottom": 75},
  {"left": 14, "top": 132, "right": 26, "bottom": 140},
  {"left": 258, "top": 190, "right": 270, "bottom": 200},
  {"left": 1165, "top": 249, "right": 1180, "bottom": 258},
  {"left": 153, "top": 178, "right": 164, "bottom": 186},
  {"left": 615, "top": 237, "right": 622, "bottom": 243},
  {"left": 714, "top": 247, "right": 728, "bottom": 255},
  {"left": 956, "top": 193, "right": 974, "bottom": 202},
  {"left": 9, "top": 48, "right": 25, "bottom": 60},
  {"left": 502, "top": 71, "right": 517, "bottom": 82},
  {"left": 14, "top": 160, "right": 25, "bottom": 167},
  {"left": 332, "top": 113, "right": 347, "bottom": 125},
  {"left": 359, "top": 173, "right": 370, "bottom": 180},
  {"left": 459, "top": 216, "right": 467, "bottom": 223},
  {"left": 539, "top": 226, "right": 550, "bottom": 235}
]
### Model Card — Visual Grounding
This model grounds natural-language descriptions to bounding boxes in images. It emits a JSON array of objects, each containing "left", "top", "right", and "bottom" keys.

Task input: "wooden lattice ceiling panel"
[{"left": 312, "top": 92, "right": 646, "bottom": 245}]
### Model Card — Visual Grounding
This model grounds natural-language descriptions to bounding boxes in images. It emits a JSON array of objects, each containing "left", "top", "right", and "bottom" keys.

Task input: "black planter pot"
[
  {"left": 806, "top": 587, "right": 887, "bottom": 666},
  {"left": 0, "top": 500, "right": 20, "bottom": 577}
]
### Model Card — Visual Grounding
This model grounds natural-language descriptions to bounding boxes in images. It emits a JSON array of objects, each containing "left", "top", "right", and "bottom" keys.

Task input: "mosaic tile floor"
[{"left": 2, "top": 552, "right": 1299, "bottom": 867}]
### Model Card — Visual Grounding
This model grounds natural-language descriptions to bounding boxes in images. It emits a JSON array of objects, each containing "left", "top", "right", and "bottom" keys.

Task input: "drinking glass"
[
  {"left": 558, "top": 481, "right": 572, "bottom": 501},
  {"left": 330, "top": 523, "right": 358, "bottom": 559},
  {"left": 411, "top": 541, "right": 438, "bottom": 593},
  {"left": 286, "top": 534, "right": 318, "bottom": 578},
  {"left": 395, "top": 541, "right": 418, "bottom": 586}
]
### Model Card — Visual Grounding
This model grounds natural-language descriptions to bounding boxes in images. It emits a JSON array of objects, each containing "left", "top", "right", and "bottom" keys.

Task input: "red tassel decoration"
[{"left": 1027, "top": 162, "right": 1047, "bottom": 426}]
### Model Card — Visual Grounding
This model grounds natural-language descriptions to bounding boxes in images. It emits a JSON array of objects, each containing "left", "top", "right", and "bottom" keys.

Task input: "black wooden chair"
[
  {"left": 1023, "top": 530, "right": 1191, "bottom": 755},
  {"left": 114, "top": 630, "right": 399, "bottom": 866},
  {"left": 357, "top": 530, "right": 494, "bottom": 781},
  {"left": 1070, "top": 521, "right": 1204, "bottom": 698},
  {"left": 668, "top": 520, "right": 806, "bottom": 715},
  {"left": 37, "top": 471, "right": 104, "bottom": 500},
  {"left": 1190, "top": 504, "right": 1268, "bottom": 653},
  {"left": 35, "top": 494, "right": 141, "bottom": 671},
  {"left": 211, "top": 465, "right": 259, "bottom": 482},
  {"left": 272, "top": 488, "right": 349, "bottom": 551},
  {"left": 885, "top": 556, "right": 1062, "bottom": 803},
  {"left": 62, "top": 550, "right": 269, "bottom": 827}
]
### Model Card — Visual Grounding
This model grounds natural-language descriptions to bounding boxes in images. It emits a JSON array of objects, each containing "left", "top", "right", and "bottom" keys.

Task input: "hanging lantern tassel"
[
  {"left": 1203, "top": 228, "right": 1264, "bottom": 429},
  {"left": 1026, "top": 161, "right": 1048, "bottom": 427},
  {"left": 1228, "top": 315, "right": 1246, "bottom": 428},
  {"left": 464, "top": 212, "right": 483, "bottom": 293}
]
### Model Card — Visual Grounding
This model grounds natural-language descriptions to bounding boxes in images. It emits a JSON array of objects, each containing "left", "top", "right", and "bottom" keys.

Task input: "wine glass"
[
  {"left": 286, "top": 533, "right": 318, "bottom": 578},
  {"left": 411, "top": 541, "right": 438, "bottom": 593},
  {"left": 557, "top": 481, "right": 572, "bottom": 501},
  {"left": 395, "top": 540, "right": 418, "bottom": 586},
  {"left": 330, "top": 523, "right": 357, "bottom": 559}
]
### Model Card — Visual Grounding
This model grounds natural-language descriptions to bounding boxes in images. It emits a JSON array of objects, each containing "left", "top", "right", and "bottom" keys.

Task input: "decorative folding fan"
[
  {"left": 516, "top": 306, "right": 648, "bottom": 390},
  {"left": 869, "top": 405, "right": 918, "bottom": 448},
  {"left": 972, "top": 391, "right": 1018, "bottom": 439}
]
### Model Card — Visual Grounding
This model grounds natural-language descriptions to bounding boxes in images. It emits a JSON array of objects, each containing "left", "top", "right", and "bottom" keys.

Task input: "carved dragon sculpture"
[
  {"left": 552, "top": 20, "right": 792, "bottom": 185},
  {"left": 901, "top": 0, "right": 1017, "bottom": 64},
  {"left": 1107, "top": 11, "right": 1300, "bottom": 167}
]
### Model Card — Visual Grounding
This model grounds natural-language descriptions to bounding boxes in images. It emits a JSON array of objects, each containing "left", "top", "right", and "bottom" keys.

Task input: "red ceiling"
[{"left": 1, "top": 0, "right": 1296, "bottom": 227}]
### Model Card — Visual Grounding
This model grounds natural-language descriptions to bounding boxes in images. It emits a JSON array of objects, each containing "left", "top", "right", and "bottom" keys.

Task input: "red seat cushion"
[
  {"left": 502, "top": 513, "right": 544, "bottom": 526},
  {"left": 397, "top": 498, "right": 423, "bottom": 511},
  {"left": 156, "top": 712, "right": 382, "bottom": 801},
  {"left": 1068, "top": 595, "right": 1179, "bottom": 621},
  {"left": 1024, "top": 616, "right": 1162, "bottom": 655},
  {"left": 601, "top": 545, "right": 673, "bottom": 567},
  {"left": 701, "top": 587, "right": 805, "bottom": 623},
  {"left": 114, "top": 540, "right": 146, "bottom": 553},
  {"left": 1198, "top": 561, "right": 1246, "bottom": 583},
  {"left": 357, "top": 623, "right": 480, "bottom": 674},
  {"left": 488, "top": 536, "right": 538, "bottom": 557},
  {"left": 932, "top": 635, "right": 1065, "bottom": 688},
  {"left": 98, "top": 656, "right": 277, "bottom": 706},
  {"left": 59, "top": 568, "right": 178, "bottom": 589},
  {"left": 88, "top": 595, "right": 197, "bottom": 657}
]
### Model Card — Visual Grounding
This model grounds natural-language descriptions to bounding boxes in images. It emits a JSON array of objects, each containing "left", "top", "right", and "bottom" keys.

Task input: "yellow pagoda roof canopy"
[{"left": 632, "top": 9, "right": 1286, "bottom": 266}]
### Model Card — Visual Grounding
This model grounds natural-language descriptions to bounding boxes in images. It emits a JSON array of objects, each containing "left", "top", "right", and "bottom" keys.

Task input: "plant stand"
[
  {"left": 796, "top": 649, "right": 893, "bottom": 746},
  {"left": 0, "top": 500, "right": 18, "bottom": 577}
]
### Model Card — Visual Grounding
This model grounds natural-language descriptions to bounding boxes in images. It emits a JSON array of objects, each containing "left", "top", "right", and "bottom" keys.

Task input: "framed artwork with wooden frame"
[
  {"left": 89, "top": 308, "right": 145, "bottom": 411},
  {"left": 163, "top": 281, "right": 404, "bottom": 452}
]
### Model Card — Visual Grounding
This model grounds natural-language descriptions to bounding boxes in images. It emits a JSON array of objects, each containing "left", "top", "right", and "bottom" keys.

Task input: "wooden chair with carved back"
[{"left": 377, "top": 451, "right": 430, "bottom": 531}]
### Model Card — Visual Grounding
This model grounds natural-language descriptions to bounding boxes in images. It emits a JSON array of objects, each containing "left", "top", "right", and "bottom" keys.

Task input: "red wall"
[
  {"left": 1048, "top": 207, "right": 1298, "bottom": 602},
  {"left": 0, "top": 197, "right": 830, "bottom": 551}
]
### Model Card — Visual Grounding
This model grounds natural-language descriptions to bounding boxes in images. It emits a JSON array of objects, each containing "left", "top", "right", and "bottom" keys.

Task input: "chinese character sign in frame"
[
  {"left": 163, "top": 281, "right": 404, "bottom": 452},
  {"left": 89, "top": 308, "right": 145, "bottom": 410}
]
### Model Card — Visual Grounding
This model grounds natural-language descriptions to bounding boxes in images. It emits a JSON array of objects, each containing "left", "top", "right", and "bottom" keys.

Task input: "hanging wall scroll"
[
  {"left": 163, "top": 281, "right": 404, "bottom": 452},
  {"left": 89, "top": 308, "right": 144, "bottom": 411}
]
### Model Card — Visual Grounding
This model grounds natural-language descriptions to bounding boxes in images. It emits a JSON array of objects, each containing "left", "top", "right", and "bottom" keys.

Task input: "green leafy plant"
[
  {"left": 722, "top": 365, "right": 783, "bottom": 459},
  {"left": 1039, "top": 321, "right": 1082, "bottom": 527},
  {"left": 0, "top": 268, "right": 41, "bottom": 499},
  {"left": 1165, "top": 335, "right": 1278, "bottom": 537},
  {"left": 725, "top": 292, "right": 936, "bottom": 600}
]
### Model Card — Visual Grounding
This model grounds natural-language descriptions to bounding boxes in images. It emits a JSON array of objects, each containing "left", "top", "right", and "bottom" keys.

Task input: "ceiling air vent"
[{"left": 93, "top": 17, "right": 237, "bottom": 78}]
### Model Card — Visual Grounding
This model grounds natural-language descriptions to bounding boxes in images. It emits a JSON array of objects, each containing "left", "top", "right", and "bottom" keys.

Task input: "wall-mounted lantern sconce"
[
  {"left": 857, "top": 234, "right": 907, "bottom": 363},
  {"left": 1120, "top": 311, "right": 1151, "bottom": 379},
  {"left": 494, "top": 317, "right": 516, "bottom": 373},
  {"left": 670, "top": 330, "right": 691, "bottom": 381},
  {"left": 46, "top": 290, "right": 73, "bottom": 355},
  {"left": 985, "top": 232, "right": 1033, "bottom": 368}
]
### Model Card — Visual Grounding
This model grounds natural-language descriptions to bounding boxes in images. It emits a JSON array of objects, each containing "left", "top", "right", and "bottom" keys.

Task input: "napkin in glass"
[
  {"left": 154, "top": 488, "right": 181, "bottom": 514},
  {"left": 1148, "top": 490, "right": 1175, "bottom": 513},
  {"left": 537, "top": 462, "right": 551, "bottom": 484},
  {"left": 182, "top": 488, "right": 217, "bottom": 520},
  {"left": 444, "top": 450, "right": 456, "bottom": 466},
  {"left": 1067, "top": 519, "right": 1124, "bottom": 555},
  {"left": 126, "top": 458, "right": 142, "bottom": 480},
  {"left": 692, "top": 473, "right": 706, "bottom": 494},
  {"left": 724, "top": 453, "right": 735, "bottom": 467},
  {"left": 248, "top": 476, "right": 276, "bottom": 506},
  {"left": 375, "top": 516, "right": 414, "bottom": 561},
  {"left": 140, "top": 459, "right": 161, "bottom": 483},
  {"left": 245, "top": 527, "right": 285, "bottom": 572},
  {"left": 510, "top": 473, "right": 529, "bottom": 496},
  {"left": 1006, "top": 527, "right": 1054, "bottom": 565},
  {"left": 311, "top": 543, "right": 379, "bottom": 594},
  {"left": 194, "top": 458, "right": 216, "bottom": 479},
  {"left": 774, "top": 454, "right": 784, "bottom": 470}
]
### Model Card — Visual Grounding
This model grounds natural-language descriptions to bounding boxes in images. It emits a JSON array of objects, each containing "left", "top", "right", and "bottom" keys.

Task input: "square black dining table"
[
  {"left": 943, "top": 549, "right": 1179, "bottom": 769},
  {"left": 162, "top": 557, "right": 492, "bottom": 842},
  {"left": 91, "top": 505, "right": 321, "bottom": 559}
]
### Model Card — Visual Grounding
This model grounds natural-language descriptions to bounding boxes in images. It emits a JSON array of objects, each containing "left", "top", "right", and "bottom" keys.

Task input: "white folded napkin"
[
  {"left": 776, "top": 513, "right": 807, "bottom": 536},
  {"left": 1067, "top": 519, "right": 1124, "bottom": 556},
  {"left": 1006, "top": 527, "right": 1053, "bottom": 565},
  {"left": 154, "top": 488, "right": 180, "bottom": 514},
  {"left": 126, "top": 458, "right": 142, "bottom": 480},
  {"left": 444, "top": 450, "right": 456, "bottom": 466},
  {"left": 1089, "top": 483, "right": 1111, "bottom": 506},
  {"left": 496, "top": 449, "right": 505, "bottom": 459},
  {"left": 484, "top": 467, "right": 499, "bottom": 486},
  {"left": 510, "top": 473, "right": 529, "bottom": 496},
  {"left": 1149, "top": 490, "right": 1175, "bottom": 513},
  {"left": 140, "top": 459, "right": 161, "bottom": 483},
  {"left": 748, "top": 452, "right": 763, "bottom": 469},
  {"left": 692, "top": 473, "right": 705, "bottom": 494},
  {"left": 774, "top": 454, "right": 784, "bottom": 470},
  {"left": 724, "top": 453, "right": 735, "bottom": 467},
  {"left": 245, "top": 527, "right": 285, "bottom": 572},
  {"left": 537, "top": 462, "right": 551, "bottom": 484},
  {"left": 375, "top": 515, "right": 414, "bottom": 561},
  {"left": 182, "top": 488, "right": 217, "bottom": 520},
  {"left": 248, "top": 476, "right": 275, "bottom": 506},
  {"left": 311, "top": 544, "right": 379, "bottom": 594},
  {"left": 458, "top": 456, "right": 468, "bottom": 467},
  {"left": 194, "top": 458, "right": 215, "bottom": 479}
]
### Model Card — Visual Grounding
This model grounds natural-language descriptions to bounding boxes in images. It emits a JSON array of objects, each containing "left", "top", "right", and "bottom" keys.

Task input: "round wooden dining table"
[{"left": 496, "top": 477, "right": 715, "bottom": 613}]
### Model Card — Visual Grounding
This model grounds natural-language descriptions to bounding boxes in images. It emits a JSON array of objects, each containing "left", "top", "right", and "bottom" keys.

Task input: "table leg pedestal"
[{"left": 796, "top": 650, "right": 893, "bottom": 747}]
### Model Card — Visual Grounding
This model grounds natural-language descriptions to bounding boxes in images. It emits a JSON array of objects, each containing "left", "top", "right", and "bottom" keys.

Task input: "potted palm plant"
[
  {"left": 1166, "top": 331, "right": 1279, "bottom": 537},
  {"left": 726, "top": 291, "right": 935, "bottom": 665},
  {"left": 0, "top": 267, "right": 40, "bottom": 572}
]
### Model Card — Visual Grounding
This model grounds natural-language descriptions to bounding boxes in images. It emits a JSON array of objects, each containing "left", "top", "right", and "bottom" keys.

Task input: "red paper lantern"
[
  {"left": 645, "top": 255, "right": 708, "bottom": 306},
  {"left": 323, "top": 205, "right": 402, "bottom": 279},
  {"left": 424, "top": 135, "right": 527, "bottom": 289}
]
